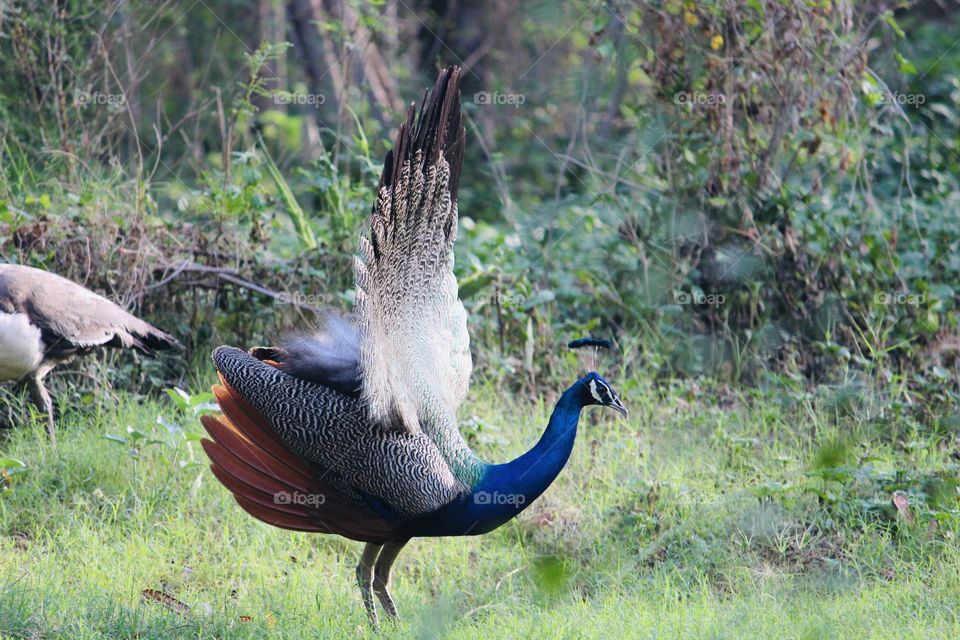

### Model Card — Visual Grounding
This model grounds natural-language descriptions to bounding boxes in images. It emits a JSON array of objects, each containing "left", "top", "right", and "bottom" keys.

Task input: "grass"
[{"left": 1, "top": 371, "right": 959, "bottom": 639}]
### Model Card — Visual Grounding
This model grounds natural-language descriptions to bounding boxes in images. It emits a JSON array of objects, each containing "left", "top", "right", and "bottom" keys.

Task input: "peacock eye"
[{"left": 589, "top": 378, "right": 610, "bottom": 403}]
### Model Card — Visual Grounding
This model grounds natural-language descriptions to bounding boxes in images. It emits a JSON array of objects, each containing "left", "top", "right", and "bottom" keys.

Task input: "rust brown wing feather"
[{"left": 200, "top": 376, "right": 402, "bottom": 543}]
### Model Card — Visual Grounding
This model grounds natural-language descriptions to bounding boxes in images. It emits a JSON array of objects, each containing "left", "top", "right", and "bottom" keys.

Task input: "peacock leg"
[
  {"left": 373, "top": 539, "right": 409, "bottom": 619},
  {"left": 26, "top": 370, "right": 56, "bottom": 448},
  {"left": 356, "top": 542, "right": 382, "bottom": 626}
]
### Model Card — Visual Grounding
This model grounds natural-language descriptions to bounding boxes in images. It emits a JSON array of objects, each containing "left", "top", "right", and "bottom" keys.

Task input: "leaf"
[
  {"left": 126, "top": 427, "right": 150, "bottom": 442},
  {"left": 192, "top": 402, "right": 221, "bottom": 415},
  {"left": 895, "top": 52, "right": 916, "bottom": 76},
  {"left": 259, "top": 135, "right": 317, "bottom": 250},
  {"left": 0, "top": 458, "right": 27, "bottom": 487},
  {"left": 521, "top": 289, "right": 556, "bottom": 310},
  {"left": 156, "top": 415, "right": 182, "bottom": 435},
  {"left": 751, "top": 481, "right": 790, "bottom": 499},
  {"left": 165, "top": 387, "right": 191, "bottom": 410},
  {"left": 0, "top": 458, "right": 26, "bottom": 472},
  {"left": 927, "top": 284, "right": 954, "bottom": 309},
  {"left": 458, "top": 271, "right": 497, "bottom": 299},
  {"left": 188, "top": 392, "right": 215, "bottom": 408},
  {"left": 883, "top": 11, "right": 905, "bottom": 39}
]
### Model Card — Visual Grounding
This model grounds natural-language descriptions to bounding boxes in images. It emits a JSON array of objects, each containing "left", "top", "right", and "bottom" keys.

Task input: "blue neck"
[
  {"left": 406, "top": 380, "right": 587, "bottom": 537},
  {"left": 486, "top": 384, "right": 583, "bottom": 501}
]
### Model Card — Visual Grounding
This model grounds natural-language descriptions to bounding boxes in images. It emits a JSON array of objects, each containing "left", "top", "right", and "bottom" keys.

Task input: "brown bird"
[{"left": 0, "top": 264, "right": 181, "bottom": 443}]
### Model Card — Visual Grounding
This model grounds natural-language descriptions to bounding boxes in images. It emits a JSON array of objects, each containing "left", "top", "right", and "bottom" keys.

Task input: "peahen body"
[
  {"left": 199, "top": 66, "right": 626, "bottom": 626},
  {"left": 0, "top": 264, "right": 181, "bottom": 443}
]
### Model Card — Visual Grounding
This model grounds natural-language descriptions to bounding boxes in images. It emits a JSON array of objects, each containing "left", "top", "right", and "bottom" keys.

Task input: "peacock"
[
  {"left": 198, "top": 66, "right": 627, "bottom": 626},
  {"left": 0, "top": 264, "right": 182, "bottom": 444}
]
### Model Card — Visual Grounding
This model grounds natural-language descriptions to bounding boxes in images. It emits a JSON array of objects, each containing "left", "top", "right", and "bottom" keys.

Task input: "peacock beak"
[{"left": 611, "top": 395, "right": 628, "bottom": 418}]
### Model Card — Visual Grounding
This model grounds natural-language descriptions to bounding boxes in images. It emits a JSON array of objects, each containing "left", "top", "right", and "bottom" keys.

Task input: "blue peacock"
[{"left": 199, "top": 66, "right": 627, "bottom": 626}]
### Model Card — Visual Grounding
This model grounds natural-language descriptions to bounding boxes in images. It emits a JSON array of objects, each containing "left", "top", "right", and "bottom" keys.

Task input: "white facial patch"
[
  {"left": 0, "top": 312, "right": 45, "bottom": 381},
  {"left": 589, "top": 379, "right": 604, "bottom": 403}
]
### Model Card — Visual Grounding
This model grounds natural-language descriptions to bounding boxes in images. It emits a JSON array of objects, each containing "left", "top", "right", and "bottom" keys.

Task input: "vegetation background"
[{"left": 2, "top": 0, "right": 960, "bottom": 637}]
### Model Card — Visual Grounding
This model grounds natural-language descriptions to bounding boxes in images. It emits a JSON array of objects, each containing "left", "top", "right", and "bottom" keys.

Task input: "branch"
[{"left": 151, "top": 260, "right": 323, "bottom": 314}]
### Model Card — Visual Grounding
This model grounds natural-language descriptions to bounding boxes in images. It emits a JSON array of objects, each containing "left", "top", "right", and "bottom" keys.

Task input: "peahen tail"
[{"left": 124, "top": 320, "right": 182, "bottom": 355}]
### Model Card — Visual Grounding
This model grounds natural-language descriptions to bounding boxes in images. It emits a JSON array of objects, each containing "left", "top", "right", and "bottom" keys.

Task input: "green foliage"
[
  {"left": 0, "top": 457, "right": 28, "bottom": 491},
  {"left": 2, "top": 0, "right": 960, "bottom": 408},
  {"left": 260, "top": 137, "right": 317, "bottom": 250}
]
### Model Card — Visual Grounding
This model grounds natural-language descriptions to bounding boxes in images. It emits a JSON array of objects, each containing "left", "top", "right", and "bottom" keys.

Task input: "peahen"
[
  {"left": 0, "top": 264, "right": 181, "bottom": 443},
  {"left": 198, "top": 66, "right": 627, "bottom": 626}
]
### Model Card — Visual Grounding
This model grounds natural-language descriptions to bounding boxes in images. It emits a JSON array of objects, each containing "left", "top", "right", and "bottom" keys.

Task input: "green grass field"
[{"left": 1, "top": 373, "right": 959, "bottom": 639}]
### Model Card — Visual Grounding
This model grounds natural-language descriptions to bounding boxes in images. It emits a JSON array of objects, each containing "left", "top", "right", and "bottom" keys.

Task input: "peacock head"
[{"left": 579, "top": 372, "right": 628, "bottom": 417}]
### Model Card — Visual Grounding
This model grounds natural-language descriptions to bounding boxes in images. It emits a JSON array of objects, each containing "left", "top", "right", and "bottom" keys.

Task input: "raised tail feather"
[{"left": 199, "top": 372, "right": 400, "bottom": 542}]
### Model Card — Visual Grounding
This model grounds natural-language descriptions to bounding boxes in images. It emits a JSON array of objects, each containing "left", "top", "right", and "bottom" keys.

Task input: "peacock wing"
[
  {"left": 205, "top": 347, "right": 468, "bottom": 525},
  {"left": 353, "top": 66, "right": 470, "bottom": 435}
]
